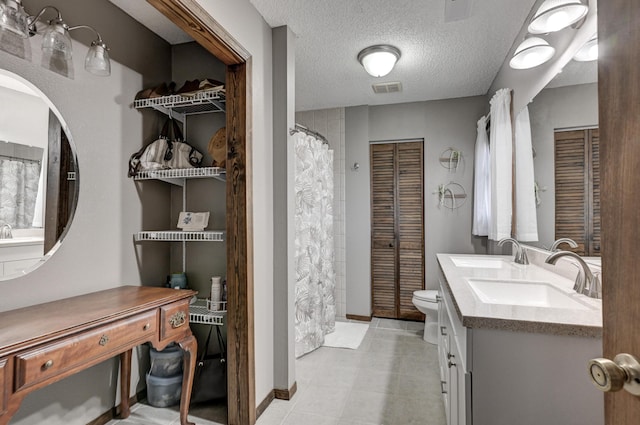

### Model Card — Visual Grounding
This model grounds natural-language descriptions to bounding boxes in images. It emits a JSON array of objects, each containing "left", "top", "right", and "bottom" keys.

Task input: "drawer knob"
[
  {"left": 143, "top": 323, "right": 151, "bottom": 331},
  {"left": 99, "top": 335, "right": 110, "bottom": 346},
  {"left": 169, "top": 311, "right": 187, "bottom": 329},
  {"left": 42, "top": 360, "right": 54, "bottom": 370}
]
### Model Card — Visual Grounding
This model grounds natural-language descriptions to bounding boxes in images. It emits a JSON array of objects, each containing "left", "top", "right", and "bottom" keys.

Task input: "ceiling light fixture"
[
  {"left": 0, "top": 0, "right": 111, "bottom": 76},
  {"left": 528, "top": 0, "right": 589, "bottom": 34},
  {"left": 357, "top": 45, "right": 401, "bottom": 78},
  {"left": 573, "top": 34, "right": 598, "bottom": 62},
  {"left": 509, "top": 37, "right": 556, "bottom": 69}
]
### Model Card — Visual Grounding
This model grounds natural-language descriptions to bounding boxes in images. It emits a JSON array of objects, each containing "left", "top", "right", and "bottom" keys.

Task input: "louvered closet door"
[
  {"left": 397, "top": 142, "right": 424, "bottom": 320},
  {"left": 371, "top": 144, "right": 397, "bottom": 318},
  {"left": 589, "top": 129, "right": 601, "bottom": 255},
  {"left": 370, "top": 141, "right": 424, "bottom": 320},
  {"left": 555, "top": 128, "right": 600, "bottom": 256}
]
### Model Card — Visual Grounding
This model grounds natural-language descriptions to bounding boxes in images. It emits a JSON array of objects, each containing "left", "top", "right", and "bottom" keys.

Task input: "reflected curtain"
[
  {"left": 514, "top": 106, "right": 539, "bottom": 241},
  {"left": 473, "top": 115, "right": 490, "bottom": 236},
  {"left": 0, "top": 158, "right": 41, "bottom": 228},
  {"left": 294, "top": 131, "right": 336, "bottom": 358},
  {"left": 489, "top": 88, "right": 513, "bottom": 241}
]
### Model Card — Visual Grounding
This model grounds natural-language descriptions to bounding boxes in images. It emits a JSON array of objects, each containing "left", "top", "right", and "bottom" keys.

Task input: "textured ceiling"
[
  {"left": 108, "top": 0, "right": 595, "bottom": 112},
  {"left": 250, "top": 0, "right": 538, "bottom": 111}
]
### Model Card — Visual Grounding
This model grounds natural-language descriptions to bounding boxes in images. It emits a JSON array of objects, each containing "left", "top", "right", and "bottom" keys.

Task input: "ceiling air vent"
[{"left": 372, "top": 81, "right": 402, "bottom": 94}]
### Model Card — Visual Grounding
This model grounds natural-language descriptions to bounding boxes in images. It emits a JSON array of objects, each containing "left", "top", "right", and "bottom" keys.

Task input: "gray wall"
[
  {"left": 0, "top": 0, "right": 172, "bottom": 424},
  {"left": 272, "top": 25, "right": 296, "bottom": 392},
  {"left": 529, "top": 83, "right": 599, "bottom": 249},
  {"left": 345, "top": 96, "right": 488, "bottom": 317}
]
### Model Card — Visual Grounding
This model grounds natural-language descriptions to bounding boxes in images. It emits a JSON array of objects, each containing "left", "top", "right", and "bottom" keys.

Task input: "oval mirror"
[{"left": 0, "top": 69, "right": 78, "bottom": 280}]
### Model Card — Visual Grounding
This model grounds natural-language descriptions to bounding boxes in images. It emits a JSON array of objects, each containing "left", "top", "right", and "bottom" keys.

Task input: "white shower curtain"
[
  {"left": 294, "top": 132, "right": 336, "bottom": 358},
  {"left": 489, "top": 88, "right": 513, "bottom": 241},
  {"left": 0, "top": 158, "right": 41, "bottom": 228},
  {"left": 473, "top": 115, "right": 490, "bottom": 236}
]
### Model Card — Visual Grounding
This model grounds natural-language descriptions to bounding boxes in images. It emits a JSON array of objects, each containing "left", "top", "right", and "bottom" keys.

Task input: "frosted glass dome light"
[
  {"left": 358, "top": 45, "right": 401, "bottom": 77},
  {"left": 509, "top": 37, "right": 556, "bottom": 69},
  {"left": 528, "top": 0, "right": 589, "bottom": 34}
]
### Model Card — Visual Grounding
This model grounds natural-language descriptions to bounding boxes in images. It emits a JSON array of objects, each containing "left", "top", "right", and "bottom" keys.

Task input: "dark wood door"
[
  {"left": 554, "top": 128, "right": 600, "bottom": 256},
  {"left": 370, "top": 141, "right": 424, "bottom": 320},
  {"left": 599, "top": 0, "right": 640, "bottom": 423}
]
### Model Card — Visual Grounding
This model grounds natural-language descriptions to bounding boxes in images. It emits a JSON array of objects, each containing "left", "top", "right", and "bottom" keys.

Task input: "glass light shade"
[
  {"left": 41, "top": 19, "right": 72, "bottom": 59},
  {"left": 358, "top": 45, "right": 401, "bottom": 77},
  {"left": 509, "top": 37, "right": 556, "bottom": 69},
  {"left": 85, "top": 41, "right": 110, "bottom": 76},
  {"left": 528, "top": 0, "right": 588, "bottom": 34},
  {"left": 574, "top": 36, "right": 598, "bottom": 62},
  {"left": 0, "top": 0, "right": 29, "bottom": 38}
]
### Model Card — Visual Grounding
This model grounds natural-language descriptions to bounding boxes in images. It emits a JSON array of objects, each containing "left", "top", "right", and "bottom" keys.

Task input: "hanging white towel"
[
  {"left": 488, "top": 89, "right": 513, "bottom": 241},
  {"left": 473, "top": 116, "right": 490, "bottom": 236},
  {"left": 514, "top": 106, "right": 539, "bottom": 241}
]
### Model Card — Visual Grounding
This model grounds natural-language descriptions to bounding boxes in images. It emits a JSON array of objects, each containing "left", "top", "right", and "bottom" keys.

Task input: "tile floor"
[{"left": 106, "top": 318, "right": 445, "bottom": 425}]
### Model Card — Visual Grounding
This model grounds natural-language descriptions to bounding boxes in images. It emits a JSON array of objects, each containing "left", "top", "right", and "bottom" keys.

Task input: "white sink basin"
[
  {"left": 467, "top": 278, "right": 590, "bottom": 310},
  {"left": 450, "top": 256, "right": 509, "bottom": 269}
]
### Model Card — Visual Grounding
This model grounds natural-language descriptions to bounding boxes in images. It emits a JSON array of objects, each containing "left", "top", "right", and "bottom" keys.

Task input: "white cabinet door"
[{"left": 449, "top": 344, "right": 459, "bottom": 425}]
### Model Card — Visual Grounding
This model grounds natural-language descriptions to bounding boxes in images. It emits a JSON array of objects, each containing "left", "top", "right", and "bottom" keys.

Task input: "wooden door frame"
[
  {"left": 599, "top": 0, "right": 640, "bottom": 423},
  {"left": 146, "top": 1, "right": 254, "bottom": 424}
]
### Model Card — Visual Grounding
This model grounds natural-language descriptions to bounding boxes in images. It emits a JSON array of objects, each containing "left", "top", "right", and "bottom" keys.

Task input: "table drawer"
[
  {"left": 15, "top": 311, "right": 157, "bottom": 391},
  {"left": 160, "top": 299, "right": 190, "bottom": 342}
]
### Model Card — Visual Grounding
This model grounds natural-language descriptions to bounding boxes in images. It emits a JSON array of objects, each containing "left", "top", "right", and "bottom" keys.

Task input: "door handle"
[
  {"left": 388, "top": 243, "right": 394, "bottom": 248},
  {"left": 588, "top": 353, "right": 640, "bottom": 395}
]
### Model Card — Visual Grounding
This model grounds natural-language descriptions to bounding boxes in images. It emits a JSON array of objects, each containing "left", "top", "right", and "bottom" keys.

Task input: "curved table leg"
[
  {"left": 1, "top": 394, "right": 26, "bottom": 425},
  {"left": 119, "top": 349, "right": 132, "bottom": 419},
  {"left": 178, "top": 334, "right": 197, "bottom": 425}
]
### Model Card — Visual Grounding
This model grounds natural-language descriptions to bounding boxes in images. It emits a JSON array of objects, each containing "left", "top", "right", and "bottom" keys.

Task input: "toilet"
[{"left": 412, "top": 290, "right": 439, "bottom": 344}]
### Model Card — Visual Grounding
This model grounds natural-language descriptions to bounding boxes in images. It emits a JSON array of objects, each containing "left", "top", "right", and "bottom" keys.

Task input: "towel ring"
[
  {"left": 436, "top": 181, "right": 467, "bottom": 210},
  {"left": 439, "top": 147, "right": 463, "bottom": 171}
]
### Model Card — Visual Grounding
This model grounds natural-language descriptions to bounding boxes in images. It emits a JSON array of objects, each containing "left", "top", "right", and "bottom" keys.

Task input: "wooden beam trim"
[
  {"left": 225, "top": 62, "right": 256, "bottom": 425},
  {"left": 146, "top": 0, "right": 250, "bottom": 65},
  {"left": 346, "top": 314, "right": 372, "bottom": 322},
  {"left": 274, "top": 382, "right": 297, "bottom": 401}
]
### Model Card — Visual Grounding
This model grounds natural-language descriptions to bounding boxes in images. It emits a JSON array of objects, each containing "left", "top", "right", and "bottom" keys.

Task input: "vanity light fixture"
[
  {"left": 358, "top": 45, "right": 401, "bottom": 77},
  {"left": 0, "top": 0, "right": 111, "bottom": 76},
  {"left": 509, "top": 37, "right": 556, "bottom": 69},
  {"left": 573, "top": 34, "right": 598, "bottom": 62},
  {"left": 528, "top": 0, "right": 589, "bottom": 34}
]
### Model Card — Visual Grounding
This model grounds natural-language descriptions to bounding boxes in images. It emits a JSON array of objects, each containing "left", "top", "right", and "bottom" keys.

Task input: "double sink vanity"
[{"left": 436, "top": 246, "right": 603, "bottom": 425}]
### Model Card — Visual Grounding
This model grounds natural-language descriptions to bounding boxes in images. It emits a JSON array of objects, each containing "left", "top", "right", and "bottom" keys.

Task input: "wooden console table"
[{"left": 0, "top": 286, "right": 197, "bottom": 425}]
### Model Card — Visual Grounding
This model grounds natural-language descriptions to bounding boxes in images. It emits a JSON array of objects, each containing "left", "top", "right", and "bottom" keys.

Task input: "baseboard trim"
[
  {"left": 274, "top": 381, "right": 297, "bottom": 401},
  {"left": 346, "top": 314, "right": 372, "bottom": 322},
  {"left": 256, "top": 389, "right": 275, "bottom": 419},
  {"left": 86, "top": 390, "right": 146, "bottom": 425}
]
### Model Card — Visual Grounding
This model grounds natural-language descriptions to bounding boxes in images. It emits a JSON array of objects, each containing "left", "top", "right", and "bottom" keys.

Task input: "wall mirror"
[
  {"left": 0, "top": 69, "right": 78, "bottom": 280},
  {"left": 529, "top": 56, "right": 598, "bottom": 256}
]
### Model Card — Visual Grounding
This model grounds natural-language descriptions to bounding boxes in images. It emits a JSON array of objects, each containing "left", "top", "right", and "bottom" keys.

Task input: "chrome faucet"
[
  {"left": 498, "top": 237, "right": 529, "bottom": 265},
  {"left": 545, "top": 251, "right": 602, "bottom": 299},
  {"left": 550, "top": 238, "right": 578, "bottom": 252},
  {"left": 0, "top": 224, "right": 12, "bottom": 239}
]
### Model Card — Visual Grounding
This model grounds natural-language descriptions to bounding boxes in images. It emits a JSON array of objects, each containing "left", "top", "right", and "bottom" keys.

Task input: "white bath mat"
[{"left": 322, "top": 321, "right": 370, "bottom": 350}]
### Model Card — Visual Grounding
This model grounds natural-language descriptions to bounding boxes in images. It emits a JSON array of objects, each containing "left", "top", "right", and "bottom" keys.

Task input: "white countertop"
[{"left": 437, "top": 253, "right": 602, "bottom": 337}]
